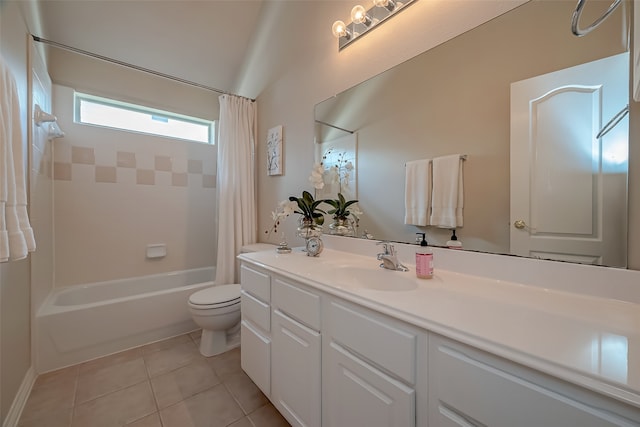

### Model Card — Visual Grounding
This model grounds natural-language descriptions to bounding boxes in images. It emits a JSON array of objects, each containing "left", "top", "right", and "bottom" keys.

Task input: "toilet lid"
[{"left": 189, "top": 284, "right": 241, "bottom": 306}]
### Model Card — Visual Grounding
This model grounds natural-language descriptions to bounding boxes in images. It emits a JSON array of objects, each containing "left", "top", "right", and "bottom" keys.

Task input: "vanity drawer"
[
  {"left": 241, "top": 320, "right": 270, "bottom": 396},
  {"left": 327, "top": 300, "right": 417, "bottom": 385},
  {"left": 241, "top": 264, "right": 270, "bottom": 302},
  {"left": 241, "top": 290, "right": 270, "bottom": 332},
  {"left": 272, "top": 277, "right": 321, "bottom": 331}
]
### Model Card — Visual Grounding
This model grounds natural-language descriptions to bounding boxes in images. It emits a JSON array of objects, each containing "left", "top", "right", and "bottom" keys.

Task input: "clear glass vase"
[
  {"left": 328, "top": 217, "right": 355, "bottom": 237},
  {"left": 296, "top": 217, "right": 323, "bottom": 239}
]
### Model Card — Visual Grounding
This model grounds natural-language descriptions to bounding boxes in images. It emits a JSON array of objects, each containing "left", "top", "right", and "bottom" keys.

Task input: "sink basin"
[{"left": 324, "top": 266, "right": 418, "bottom": 291}]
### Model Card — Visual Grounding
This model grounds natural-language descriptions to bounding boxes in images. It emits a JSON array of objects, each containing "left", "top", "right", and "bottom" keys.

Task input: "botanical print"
[
  {"left": 314, "top": 133, "right": 357, "bottom": 201},
  {"left": 267, "top": 125, "right": 283, "bottom": 176}
]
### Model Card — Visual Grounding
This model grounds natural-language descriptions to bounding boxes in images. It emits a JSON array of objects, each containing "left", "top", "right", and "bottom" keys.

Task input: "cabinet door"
[
  {"left": 272, "top": 309, "right": 321, "bottom": 427},
  {"left": 325, "top": 341, "right": 415, "bottom": 427},
  {"left": 240, "top": 320, "right": 270, "bottom": 396},
  {"left": 429, "top": 334, "right": 640, "bottom": 427}
]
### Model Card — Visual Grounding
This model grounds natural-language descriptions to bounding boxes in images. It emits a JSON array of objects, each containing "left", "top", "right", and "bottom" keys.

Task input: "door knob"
[{"left": 514, "top": 220, "right": 526, "bottom": 229}]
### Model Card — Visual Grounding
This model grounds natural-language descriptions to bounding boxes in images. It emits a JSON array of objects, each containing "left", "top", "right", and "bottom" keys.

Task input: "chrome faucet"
[{"left": 376, "top": 242, "right": 409, "bottom": 272}]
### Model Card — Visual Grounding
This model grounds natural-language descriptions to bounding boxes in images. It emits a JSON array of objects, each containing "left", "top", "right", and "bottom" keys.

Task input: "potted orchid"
[
  {"left": 266, "top": 189, "right": 327, "bottom": 241},
  {"left": 325, "top": 193, "right": 361, "bottom": 236},
  {"left": 290, "top": 190, "right": 327, "bottom": 226}
]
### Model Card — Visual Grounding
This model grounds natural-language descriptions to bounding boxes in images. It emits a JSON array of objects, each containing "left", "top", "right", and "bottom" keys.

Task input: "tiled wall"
[
  {"left": 53, "top": 145, "right": 217, "bottom": 188},
  {"left": 52, "top": 84, "right": 218, "bottom": 287}
]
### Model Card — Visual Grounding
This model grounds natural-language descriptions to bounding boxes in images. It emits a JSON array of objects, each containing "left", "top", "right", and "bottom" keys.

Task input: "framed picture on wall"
[
  {"left": 267, "top": 125, "right": 283, "bottom": 176},
  {"left": 314, "top": 133, "right": 357, "bottom": 201}
]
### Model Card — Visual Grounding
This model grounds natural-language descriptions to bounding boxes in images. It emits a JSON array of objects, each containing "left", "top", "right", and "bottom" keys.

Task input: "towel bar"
[{"left": 405, "top": 155, "right": 466, "bottom": 167}]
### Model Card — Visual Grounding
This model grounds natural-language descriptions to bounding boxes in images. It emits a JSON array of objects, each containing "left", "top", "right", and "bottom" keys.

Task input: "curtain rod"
[{"left": 31, "top": 35, "right": 255, "bottom": 102}]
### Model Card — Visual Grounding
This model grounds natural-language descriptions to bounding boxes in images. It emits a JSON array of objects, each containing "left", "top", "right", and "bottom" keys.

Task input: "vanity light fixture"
[{"left": 332, "top": 0, "right": 417, "bottom": 50}]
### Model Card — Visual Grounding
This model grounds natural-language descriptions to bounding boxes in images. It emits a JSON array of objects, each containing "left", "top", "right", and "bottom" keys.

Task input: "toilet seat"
[{"left": 188, "top": 284, "right": 241, "bottom": 309}]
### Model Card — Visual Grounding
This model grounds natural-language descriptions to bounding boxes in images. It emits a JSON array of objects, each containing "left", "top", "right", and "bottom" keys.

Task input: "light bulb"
[
  {"left": 351, "top": 5, "right": 371, "bottom": 25},
  {"left": 373, "top": 0, "right": 396, "bottom": 11},
  {"left": 332, "top": 20, "right": 349, "bottom": 39}
]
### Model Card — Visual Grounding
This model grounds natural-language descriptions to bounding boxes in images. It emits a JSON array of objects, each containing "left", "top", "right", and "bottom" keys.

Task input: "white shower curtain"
[{"left": 215, "top": 94, "right": 257, "bottom": 284}]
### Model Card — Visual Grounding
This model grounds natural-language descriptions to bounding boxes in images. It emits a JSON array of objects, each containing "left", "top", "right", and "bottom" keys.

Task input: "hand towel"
[
  {"left": 404, "top": 159, "right": 432, "bottom": 226},
  {"left": 430, "top": 154, "right": 464, "bottom": 228},
  {"left": 1, "top": 55, "right": 36, "bottom": 262}
]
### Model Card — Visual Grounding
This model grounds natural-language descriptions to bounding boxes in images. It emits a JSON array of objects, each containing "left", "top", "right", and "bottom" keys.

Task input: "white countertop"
[{"left": 239, "top": 246, "right": 640, "bottom": 409}]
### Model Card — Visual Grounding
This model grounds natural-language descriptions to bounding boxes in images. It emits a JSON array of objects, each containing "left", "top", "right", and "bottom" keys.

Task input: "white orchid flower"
[
  {"left": 282, "top": 200, "right": 297, "bottom": 215},
  {"left": 308, "top": 163, "right": 326, "bottom": 189}
]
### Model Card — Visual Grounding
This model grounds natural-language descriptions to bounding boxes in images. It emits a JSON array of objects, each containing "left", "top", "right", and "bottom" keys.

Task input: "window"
[{"left": 74, "top": 92, "right": 214, "bottom": 144}]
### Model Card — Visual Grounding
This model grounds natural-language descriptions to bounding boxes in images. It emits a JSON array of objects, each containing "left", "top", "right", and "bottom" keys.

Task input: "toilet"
[{"left": 188, "top": 243, "right": 275, "bottom": 357}]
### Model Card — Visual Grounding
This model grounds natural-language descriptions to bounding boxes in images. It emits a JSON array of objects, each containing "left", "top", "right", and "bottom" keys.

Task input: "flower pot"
[
  {"left": 328, "top": 217, "right": 355, "bottom": 237},
  {"left": 296, "top": 217, "right": 323, "bottom": 239}
]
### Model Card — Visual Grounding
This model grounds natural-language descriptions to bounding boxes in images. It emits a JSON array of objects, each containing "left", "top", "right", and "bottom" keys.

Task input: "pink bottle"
[{"left": 415, "top": 233, "right": 433, "bottom": 279}]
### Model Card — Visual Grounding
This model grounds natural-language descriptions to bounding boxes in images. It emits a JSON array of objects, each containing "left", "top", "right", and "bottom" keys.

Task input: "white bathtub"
[{"left": 36, "top": 267, "right": 215, "bottom": 373}]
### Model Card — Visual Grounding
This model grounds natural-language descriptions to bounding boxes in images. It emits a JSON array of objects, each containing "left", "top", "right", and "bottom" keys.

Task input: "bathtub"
[{"left": 36, "top": 267, "right": 215, "bottom": 373}]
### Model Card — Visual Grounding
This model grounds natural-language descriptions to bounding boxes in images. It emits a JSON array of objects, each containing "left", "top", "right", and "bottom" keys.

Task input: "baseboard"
[{"left": 2, "top": 366, "right": 36, "bottom": 427}]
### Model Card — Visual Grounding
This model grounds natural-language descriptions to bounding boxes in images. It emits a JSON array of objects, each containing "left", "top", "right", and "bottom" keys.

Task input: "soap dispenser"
[
  {"left": 446, "top": 230, "right": 463, "bottom": 249},
  {"left": 415, "top": 233, "right": 433, "bottom": 279}
]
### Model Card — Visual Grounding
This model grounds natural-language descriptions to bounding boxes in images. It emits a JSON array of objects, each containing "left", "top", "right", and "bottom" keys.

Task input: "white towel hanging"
[
  {"left": 404, "top": 159, "right": 432, "bottom": 226},
  {"left": 1, "top": 55, "right": 36, "bottom": 262},
  {"left": 430, "top": 154, "right": 465, "bottom": 228}
]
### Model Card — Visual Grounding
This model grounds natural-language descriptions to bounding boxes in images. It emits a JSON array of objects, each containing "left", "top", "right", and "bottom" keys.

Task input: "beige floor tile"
[
  {"left": 76, "top": 357, "right": 148, "bottom": 404},
  {"left": 79, "top": 347, "right": 143, "bottom": 376},
  {"left": 141, "top": 334, "right": 193, "bottom": 355},
  {"left": 125, "top": 412, "right": 162, "bottom": 427},
  {"left": 18, "top": 406, "right": 72, "bottom": 427},
  {"left": 144, "top": 340, "right": 202, "bottom": 377},
  {"left": 208, "top": 346, "right": 242, "bottom": 378},
  {"left": 19, "top": 335, "right": 286, "bottom": 427},
  {"left": 228, "top": 416, "right": 255, "bottom": 427},
  {"left": 150, "top": 359, "right": 221, "bottom": 409},
  {"left": 20, "top": 367, "right": 77, "bottom": 422},
  {"left": 248, "top": 404, "right": 291, "bottom": 427},
  {"left": 34, "top": 365, "right": 79, "bottom": 387},
  {"left": 159, "top": 384, "right": 244, "bottom": 427},
  {"left": 72, "top": 381, "right": 157, "bottom": 427},
  {"left": 224, "top": 371, "right": 269, "bottom": 414}
]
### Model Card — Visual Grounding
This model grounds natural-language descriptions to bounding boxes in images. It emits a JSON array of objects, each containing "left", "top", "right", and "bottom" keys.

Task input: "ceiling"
[{"left": 36, "top": 0, "right": 267, "bottom": 98}]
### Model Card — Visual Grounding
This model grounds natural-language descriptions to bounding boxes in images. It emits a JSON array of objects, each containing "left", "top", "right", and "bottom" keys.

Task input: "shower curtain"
[{"left": 215, "top": 94, "right": 257, "bottom": 284}]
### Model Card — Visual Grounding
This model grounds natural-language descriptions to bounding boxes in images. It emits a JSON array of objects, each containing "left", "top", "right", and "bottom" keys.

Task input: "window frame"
[{"left": 74, "top": 92, "right": 215, "bottom": 145}]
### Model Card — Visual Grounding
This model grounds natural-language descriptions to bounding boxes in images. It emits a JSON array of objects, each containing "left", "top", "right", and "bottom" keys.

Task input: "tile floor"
[{"left": 18, "top": 331, "right": 290, "bottom": 427}]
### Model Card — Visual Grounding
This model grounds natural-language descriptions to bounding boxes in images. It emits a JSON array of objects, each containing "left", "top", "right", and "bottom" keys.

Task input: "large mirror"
[{"left": 314, "top": 0, "right": 631, "bottom": 268}]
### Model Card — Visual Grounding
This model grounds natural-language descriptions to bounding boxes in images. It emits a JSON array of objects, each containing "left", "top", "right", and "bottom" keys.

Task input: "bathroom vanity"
[{"left": 238, "top": 240, "right": 640, "bottom": 427}]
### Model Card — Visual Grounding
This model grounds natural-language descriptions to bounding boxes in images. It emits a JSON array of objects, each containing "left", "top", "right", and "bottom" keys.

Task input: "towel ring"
[{"left": 571, "top": 0, "right": 623, "bottom": 37}]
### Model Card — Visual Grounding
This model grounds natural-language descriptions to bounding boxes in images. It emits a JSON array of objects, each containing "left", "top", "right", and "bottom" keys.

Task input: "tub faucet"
[{"left": 376, "top": 242, "right": 409, "bottom": 272}]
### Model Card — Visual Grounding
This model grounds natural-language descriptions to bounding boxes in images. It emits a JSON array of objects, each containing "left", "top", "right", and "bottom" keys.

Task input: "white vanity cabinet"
[
  {"left": 428, "top": 333, "right": 640, "bottom": 427},
  {"left": 240, "top": 254, "right": 640, "bottom": 427},
  {"left": 323, "top": 299, "right": 423, "bottom": 427},
  {"left": 240, "top": 264, "right": 272, "bottom": 395},
  {"left": 271, "top": 277, "right": 322, "bottom": 427}
]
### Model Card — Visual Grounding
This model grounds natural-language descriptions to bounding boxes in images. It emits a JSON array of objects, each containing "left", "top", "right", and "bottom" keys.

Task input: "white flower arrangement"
[{"left": 308, "top": 162, "right": 325, "bottom": 190}]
